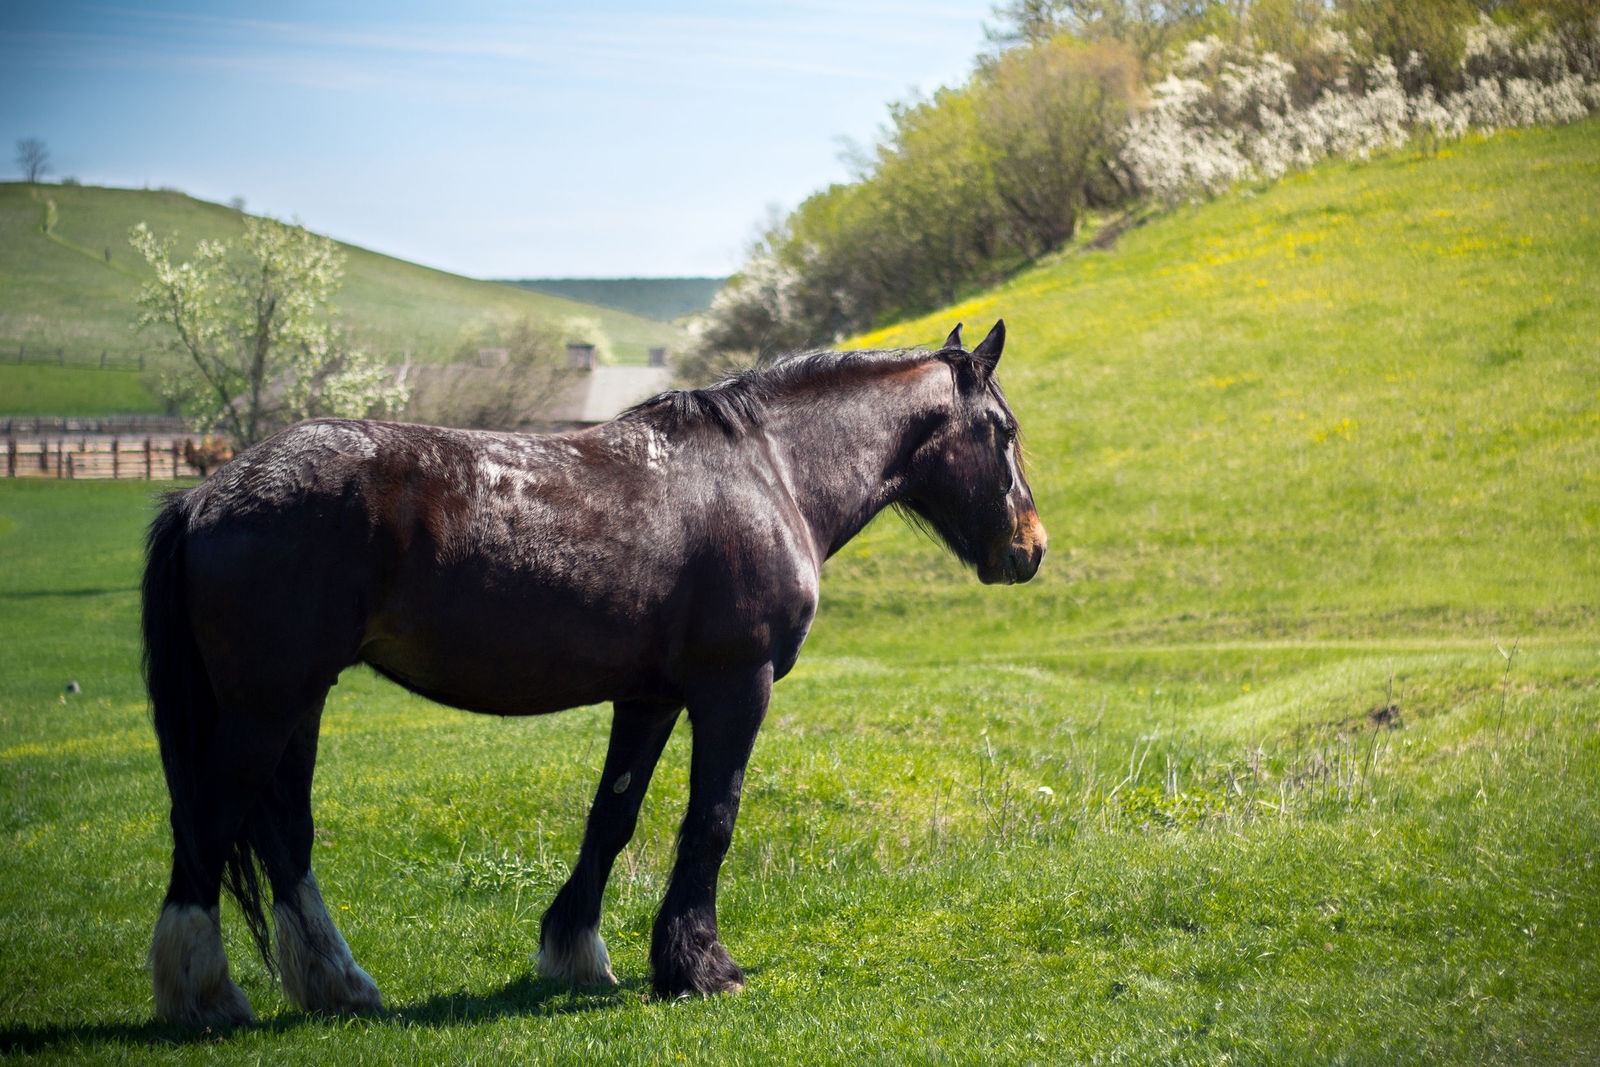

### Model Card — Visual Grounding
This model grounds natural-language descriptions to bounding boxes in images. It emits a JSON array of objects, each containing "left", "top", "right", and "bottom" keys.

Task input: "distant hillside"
[
  {"left": 497, "top": 277, "right": 725, "bottom": 322},
  {"left": 0, "top": 183, "right": 687, "bottom": 377},
  {"left": 825, "top": 118, "right": 1600, "bottom": 651}
]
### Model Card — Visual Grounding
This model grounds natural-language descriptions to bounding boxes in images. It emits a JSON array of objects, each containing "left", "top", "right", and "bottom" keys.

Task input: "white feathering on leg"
[
  {"left": 538, "top": 926, "right": 619, "bottom": 987},
  {"left": 149, "top": 904, "right": 255, "bottom": 1027},
  {"left": 273, "top": 872, "right": 383, "bottom": 1014}
]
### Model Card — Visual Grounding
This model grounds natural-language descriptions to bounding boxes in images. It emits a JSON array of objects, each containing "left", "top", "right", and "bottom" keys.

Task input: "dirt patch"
[{"left": 1367, "top": 704, "right": 1402, "bottom": 728}]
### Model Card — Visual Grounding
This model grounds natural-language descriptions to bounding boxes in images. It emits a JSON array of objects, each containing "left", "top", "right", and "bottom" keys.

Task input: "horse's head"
[{"left": 900, "top": 320, "right": 1046, "bottom": 585}]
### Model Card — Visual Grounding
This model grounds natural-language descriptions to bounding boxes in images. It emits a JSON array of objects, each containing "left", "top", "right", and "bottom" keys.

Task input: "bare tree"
[
  {"left": 15, "top": 138, "right": 49, "bottom": 182},
  {"left": 407, "top": 316, "right": 578, "bottom": 430}
]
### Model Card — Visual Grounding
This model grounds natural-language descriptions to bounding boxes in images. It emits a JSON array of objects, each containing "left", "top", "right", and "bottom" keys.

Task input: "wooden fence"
[
  {"left": 6, "top": 343, "right": 148, "bottom": 371},
  {"left": 1, "top": 415, "right": 188, "bottom": 436},
  {"left": 6, "top": 434, "right": 205, "bottom": 480}
]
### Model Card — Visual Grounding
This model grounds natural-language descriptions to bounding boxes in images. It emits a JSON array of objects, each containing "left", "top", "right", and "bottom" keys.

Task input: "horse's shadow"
[{"left": 0, "top": 971, "right": 682, "bottom": 1054}]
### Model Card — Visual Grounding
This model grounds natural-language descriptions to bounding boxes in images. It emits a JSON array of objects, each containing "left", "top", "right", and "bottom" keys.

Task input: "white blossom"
[
  {"left": 1125, "top": 19, "right": 1599, "bottom": 204},
  {"left": 132, "top": 217, "right": 407, "bottom": 447}
]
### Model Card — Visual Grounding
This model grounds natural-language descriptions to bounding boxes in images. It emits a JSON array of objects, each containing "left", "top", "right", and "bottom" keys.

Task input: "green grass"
[
  {"left": 0, "top": 364, "right": 167, "bottom": 417},
  {"left": 2, "top": 121, "right": 1598, "bottom": 1063},
  {"left": 0, "top": 183, "right": 688, "bottom": 414},
  {"left": 848, "top": 120, "right": 1600, "bottom": 653}
]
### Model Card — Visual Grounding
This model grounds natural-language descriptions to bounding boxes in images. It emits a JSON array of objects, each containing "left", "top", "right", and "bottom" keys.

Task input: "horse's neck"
[{"left": 766, "top": 362, "right": 950, "bottom": 560}]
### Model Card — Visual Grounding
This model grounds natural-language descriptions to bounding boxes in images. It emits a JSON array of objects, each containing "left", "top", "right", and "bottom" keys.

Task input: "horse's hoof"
[
  {"left": 274, "top": 876, "right": 385, "bottom": 1014},
  {"left": 652, "top": 933, "right": 746, "bottom": 998},
  {"left": 153, "top": 977, "right": 256, "bottom": 1029},
  {"left": 162, "top": 984, "right": 257, "bottom": 1028},
  {"left": 538, "top": 927, "right": 620, "bottom": 987},
  {"left": 291, "top": 958, "right": 384, "bottom": 1015}
]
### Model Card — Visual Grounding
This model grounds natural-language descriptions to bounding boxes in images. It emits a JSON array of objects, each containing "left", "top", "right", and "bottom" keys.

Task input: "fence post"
[
  {"left": 38, "top": 440, "right": 47, "bottom": 472},
  {"left": 170, "top": 440, "right": 180, "bottom": 479},
  {"left": 144, "top": 437, "right": 153, "bottom": 480},
  {"left": 6, "top": 438, "right": 14, "bottom": 477},
  {"left": 56, "top": 439, "right": 64, "bottom": 478},
  {"left": 112, "top": 437, "right": 119, "bottom": 479}
]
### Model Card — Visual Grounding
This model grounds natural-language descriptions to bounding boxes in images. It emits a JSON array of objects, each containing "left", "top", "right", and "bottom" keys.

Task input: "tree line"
[{"left": 683, "top": 0, "right": 1599, "bottom": 378}]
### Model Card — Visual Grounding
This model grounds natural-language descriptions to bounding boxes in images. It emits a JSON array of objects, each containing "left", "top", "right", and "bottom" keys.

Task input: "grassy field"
[
  {"left": 0, "top": 364, "right": 167, "bottom": 417},
  {"left": 1, "top": 121, "right": 1597, "bottom": 1064},
  {"left": 0, "top": 182, "right": 687, "bottom": 406}
]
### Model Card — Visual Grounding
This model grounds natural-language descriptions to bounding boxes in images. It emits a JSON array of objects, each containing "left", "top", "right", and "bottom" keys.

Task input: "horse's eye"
[{"left": 998, "top": 423, "right": 1017, "bottom": 445}]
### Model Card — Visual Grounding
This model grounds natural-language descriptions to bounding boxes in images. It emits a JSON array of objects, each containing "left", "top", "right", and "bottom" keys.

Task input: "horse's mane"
[{"left": 619, "top": 346, "right": 958, "bottom": 437}]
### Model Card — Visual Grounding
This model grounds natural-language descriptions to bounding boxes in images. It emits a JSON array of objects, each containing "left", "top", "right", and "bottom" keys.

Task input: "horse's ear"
[
  {"left": 971, "top": 320, "right": 1005, "bottom": 374},
  {"left": 944, "top": 323, "right": 964, "bottom": 350}
]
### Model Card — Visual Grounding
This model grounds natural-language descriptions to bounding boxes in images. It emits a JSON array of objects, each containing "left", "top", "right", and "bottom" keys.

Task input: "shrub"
[{"left": 978, "top": 37, "right": 1142, "bottom": 255}]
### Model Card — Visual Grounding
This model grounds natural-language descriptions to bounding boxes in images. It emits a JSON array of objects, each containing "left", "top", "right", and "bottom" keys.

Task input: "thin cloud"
[{"left": 49, "top": 5, "right": 970, "bottom": 91}]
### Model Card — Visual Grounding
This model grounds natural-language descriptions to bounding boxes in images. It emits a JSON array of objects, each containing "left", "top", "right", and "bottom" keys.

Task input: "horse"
[{"left": 142, "top": 319, "right": 1045, "bottom": 1026}]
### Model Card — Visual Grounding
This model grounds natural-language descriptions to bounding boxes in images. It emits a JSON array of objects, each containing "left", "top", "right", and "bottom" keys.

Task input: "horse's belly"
[
  {"left": 361, "top": 637, "right": 665, "bottom": 714},
  {"left": 358, "top": 596, "right": 672, "bottom": 716}
]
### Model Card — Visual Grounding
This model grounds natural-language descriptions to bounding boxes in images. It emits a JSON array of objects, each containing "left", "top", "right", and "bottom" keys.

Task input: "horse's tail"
[{"left": 143, "top": 489, "right": 276, "bottom": 973}]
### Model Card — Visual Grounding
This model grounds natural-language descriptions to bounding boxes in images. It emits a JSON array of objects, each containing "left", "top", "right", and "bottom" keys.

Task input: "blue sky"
[{"left": 2, "top": 2, "right": 995, "bottom": 278}]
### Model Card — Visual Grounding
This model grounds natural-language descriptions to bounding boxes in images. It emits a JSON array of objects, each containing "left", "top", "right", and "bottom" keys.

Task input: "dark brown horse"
[{"left": 143, "top": 321, "right": 1045, "bottom": 1025}]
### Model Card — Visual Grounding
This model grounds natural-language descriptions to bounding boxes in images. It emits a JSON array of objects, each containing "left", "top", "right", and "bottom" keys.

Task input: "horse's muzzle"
[{"left": 981, "top": 512, "right": 1046, "bottom": 585}]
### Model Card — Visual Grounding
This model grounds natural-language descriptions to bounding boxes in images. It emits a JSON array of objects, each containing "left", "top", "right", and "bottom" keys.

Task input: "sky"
[{"left": 2, "top": 1, "right": 997, "bottom": 279}]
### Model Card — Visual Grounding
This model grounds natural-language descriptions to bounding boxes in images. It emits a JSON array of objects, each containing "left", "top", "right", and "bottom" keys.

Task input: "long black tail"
[{"left": 143, "top": 490, "right": 276, "bottom": 972}]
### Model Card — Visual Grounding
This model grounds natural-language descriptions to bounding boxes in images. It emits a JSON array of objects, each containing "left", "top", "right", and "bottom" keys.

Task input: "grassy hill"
[
  {"left": 497, "top": 277, "right": 726, "bottom": 322},
  {"left": 842, "top": 119, "right": 1599, "bottom": 652},
  {"left": 1, "top": 123, "right": 1596, "bottom": 1062},
  {"left": 0, "top": 183, "right": 687, "bottom": 413}
]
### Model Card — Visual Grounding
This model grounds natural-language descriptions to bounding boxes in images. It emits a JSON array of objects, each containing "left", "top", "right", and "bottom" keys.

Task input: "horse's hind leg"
[
  {"left": 539, "top": 701, "right": 681, "bottom": 985},
  {"left": 152, "top": 713, "right": 299, "bottom": 1027},
  {"left": 264, "top": 707, "right": 383, "bottom": 1014}
]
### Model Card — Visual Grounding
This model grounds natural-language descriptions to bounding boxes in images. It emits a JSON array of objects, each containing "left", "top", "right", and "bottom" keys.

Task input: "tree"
[
  {"left": 15, "top": 138, "right": 49, "bottom": 182},
  {"left": 131, "top": 217, "right": 407, "bottom": 448},
  {"left": 977, "top": 37, "right": 1142, "bottom": 255},
  {"left": 1336, "top": 0, "right": 1477, "bottom": 93},
  {"left": 406, "top": 316, "right": 578, "bottom": 430},
  {"left": 984, "top": 1, "right": 1220, "bottom": 63}
]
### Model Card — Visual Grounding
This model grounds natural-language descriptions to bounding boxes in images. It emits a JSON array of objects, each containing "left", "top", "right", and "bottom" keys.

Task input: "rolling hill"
[
  {"left": 496, "top": 277, "right": 725, "bottom": 322},
  {"left": 0, "top": 183, "right": 687, "bottom": 387}
]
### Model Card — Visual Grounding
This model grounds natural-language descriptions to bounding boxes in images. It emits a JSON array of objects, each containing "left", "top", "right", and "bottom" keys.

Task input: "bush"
[
  {"left": 405, "top": 316, "right": 575, "bottom": 430},
  {"left": 1337, "top": 0, "right": 1478, "bottom": 93},
  {"left": 978, "top": 38, "right": 1142, "bottom": 255}
]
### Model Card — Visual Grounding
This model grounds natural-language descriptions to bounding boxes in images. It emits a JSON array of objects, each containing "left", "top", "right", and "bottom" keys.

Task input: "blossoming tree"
[{"left": 130, "top": 217, "right": 407, "bottom": 448}]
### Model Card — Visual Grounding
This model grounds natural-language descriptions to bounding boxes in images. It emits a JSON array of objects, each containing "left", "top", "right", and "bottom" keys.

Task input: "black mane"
[{"left": 620, "top": 345, "right": 963, "bottom": 437}]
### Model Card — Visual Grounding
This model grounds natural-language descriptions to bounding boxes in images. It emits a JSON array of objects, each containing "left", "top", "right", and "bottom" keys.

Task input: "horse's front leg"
[
  {"left": 652, "top": 663, "right": 772, "bottom": 997},
  {"left": 538, "top": 700, "right": 680, "bottom": 986}
]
